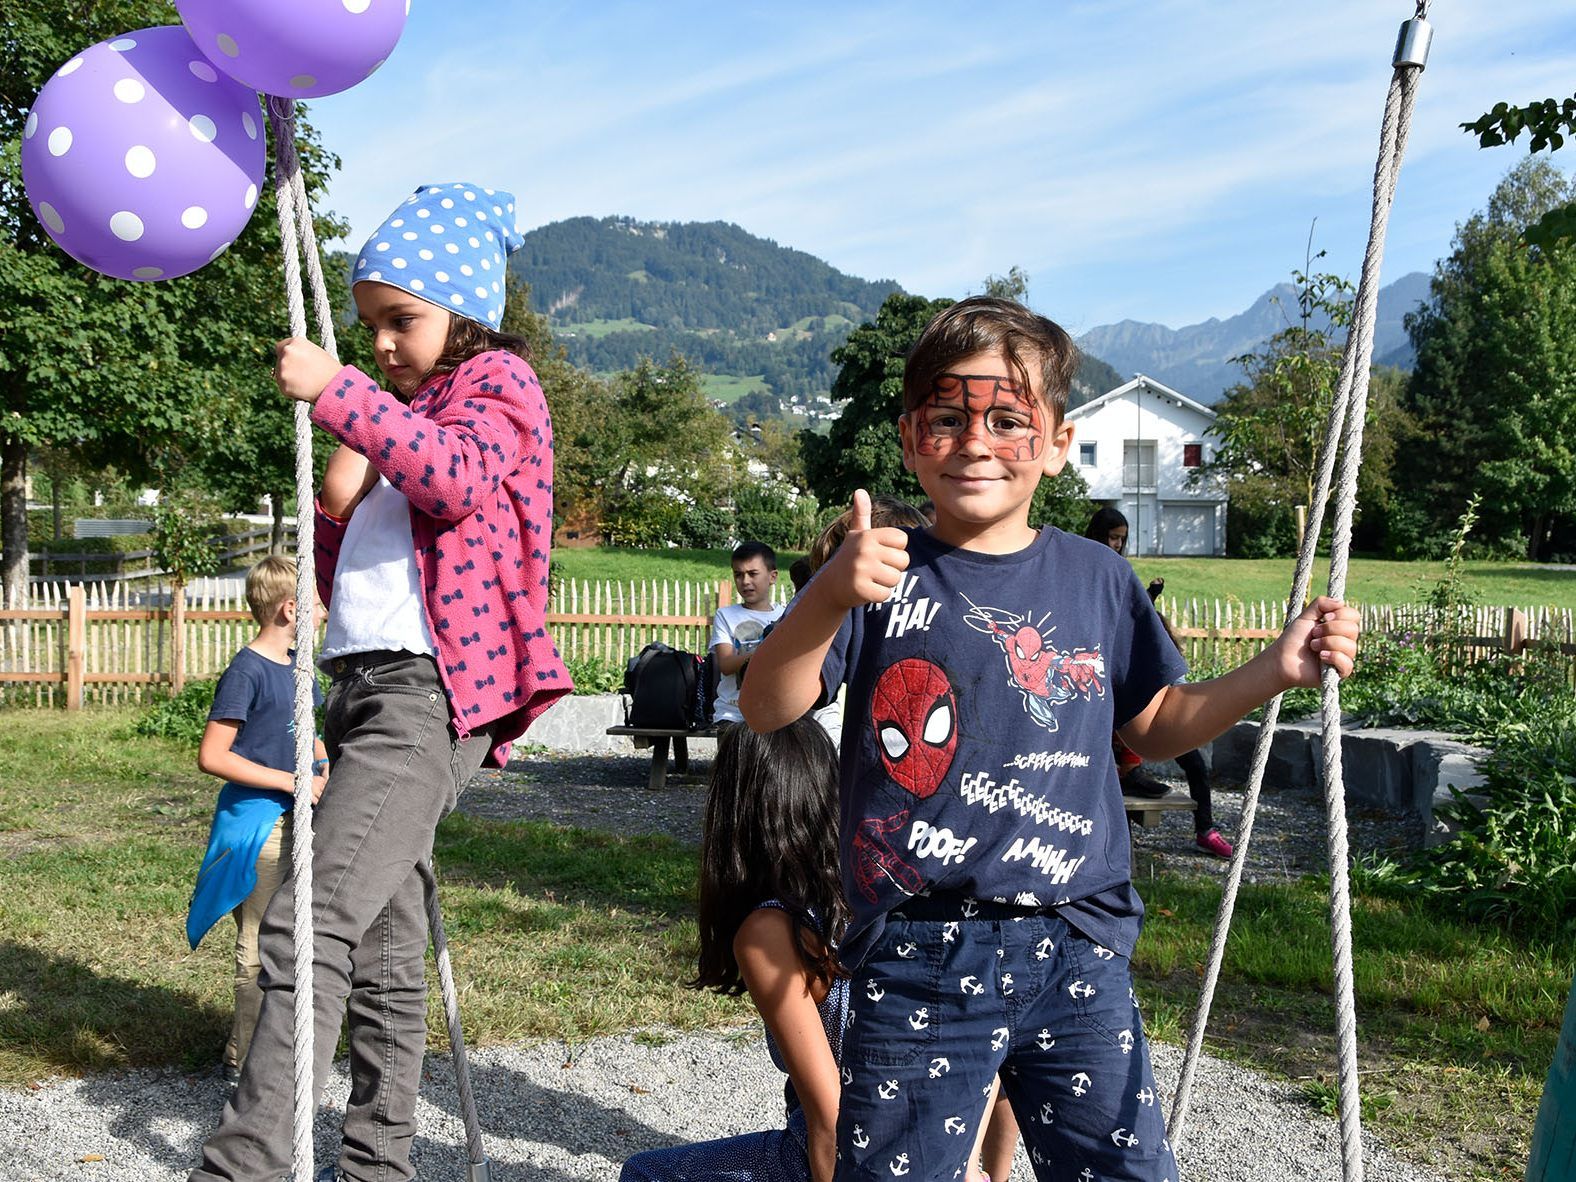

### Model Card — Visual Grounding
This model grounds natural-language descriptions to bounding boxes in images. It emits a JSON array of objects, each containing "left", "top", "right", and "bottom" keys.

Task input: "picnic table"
[
  {"left": 605, "top": 723, "right": 722, "bottom": 790},
  {"left": 1123, "top": 788, "right": 1197, "bottom": 829}
]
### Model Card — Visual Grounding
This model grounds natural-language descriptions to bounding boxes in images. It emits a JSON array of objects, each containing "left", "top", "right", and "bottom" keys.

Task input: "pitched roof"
[{"left": 1068, "top": 374, "right": 1217, "bottom": 421}]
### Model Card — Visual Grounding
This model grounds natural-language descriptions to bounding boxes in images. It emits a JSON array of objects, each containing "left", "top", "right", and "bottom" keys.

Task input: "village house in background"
[{"left": 1068, "top": 374, "right": 1226, "bottom": 556}]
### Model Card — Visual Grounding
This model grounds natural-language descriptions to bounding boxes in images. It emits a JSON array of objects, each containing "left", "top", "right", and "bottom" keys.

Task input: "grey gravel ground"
[
  {"left": 0, "top": 753, "right": 1443, "bottom": 1181},
  {"left": 0, "top": 1029, "right": 1446, "bottom": 1181}
]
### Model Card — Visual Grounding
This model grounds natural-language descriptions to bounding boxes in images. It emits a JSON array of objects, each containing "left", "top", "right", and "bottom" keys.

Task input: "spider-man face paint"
[
  {"left": 871, "top": 658, "right": 958, "bottom": 799},
  {"left": 906, "top": 373, "right": 1046, "bottom": 462}
]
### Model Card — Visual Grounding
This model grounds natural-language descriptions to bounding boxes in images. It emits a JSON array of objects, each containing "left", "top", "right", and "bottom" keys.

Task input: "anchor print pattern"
[{"left": 837, "top": 899, "right": 1177, "bottom": 1181}]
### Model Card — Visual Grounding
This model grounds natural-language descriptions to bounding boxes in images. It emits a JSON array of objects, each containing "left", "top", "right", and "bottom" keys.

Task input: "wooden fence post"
[
  {"left": 66, "top": 584, "right": 85, "bottom": 710},
  {"left": 1505, "top": 607, "right": 1528, "bottom": 655},
  {"left": 717, "top": 577, "right": 732, "bottom": 609},
  {"left": 171, "top": 582, "right": 186, "bottom": 695}
]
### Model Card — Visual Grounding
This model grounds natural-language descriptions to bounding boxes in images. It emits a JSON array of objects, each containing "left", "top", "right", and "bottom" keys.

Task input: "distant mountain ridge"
[
  {"left": 1076, "top": 271, "right": 1432, "bottom": 403},
  {"left": 519, "top": 216, "right": 901, "bottom": 336},
  {"left": 513, "top": 216, "right": 1121, "bottom": 414}
]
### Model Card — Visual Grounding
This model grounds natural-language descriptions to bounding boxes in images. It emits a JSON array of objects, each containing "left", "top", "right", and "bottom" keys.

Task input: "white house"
[{"left": 1065, "top": 374, "right": 1227, "bottom": 556}]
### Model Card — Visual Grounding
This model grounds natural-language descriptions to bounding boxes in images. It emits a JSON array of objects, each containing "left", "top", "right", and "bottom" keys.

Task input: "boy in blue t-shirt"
[
  {"left": 741, "top": 297, "right": 1361, "bottom": 1182},
  {"left": 187, "top": 556, "right": 327, "bottom": 1080}
]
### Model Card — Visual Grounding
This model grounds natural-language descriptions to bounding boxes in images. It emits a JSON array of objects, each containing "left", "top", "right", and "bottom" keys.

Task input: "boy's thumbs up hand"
[{"left": 825, "top": 488, "right": 910, "bottom": 609}]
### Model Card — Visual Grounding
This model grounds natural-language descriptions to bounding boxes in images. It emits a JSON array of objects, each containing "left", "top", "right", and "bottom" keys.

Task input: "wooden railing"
[
  {"left": 1, "top": 579, "right": 1570, "bottom": 709},
  {"left": 27, "top": 526, "right": 294, "bottom": 581}
]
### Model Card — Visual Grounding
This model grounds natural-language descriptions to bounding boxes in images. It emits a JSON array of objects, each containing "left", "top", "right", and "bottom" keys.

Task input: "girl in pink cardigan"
[{"left": 189, "top": 183, "right": 570, "bottom": 1182}]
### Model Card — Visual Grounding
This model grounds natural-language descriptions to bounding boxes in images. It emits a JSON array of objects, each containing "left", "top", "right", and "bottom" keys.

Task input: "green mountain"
[
  {"left": 513, "top": 216, "right": 1122, "bottom": 421},
  {"left": 513, "top": 217, "right": 897, "bottom": 414}
]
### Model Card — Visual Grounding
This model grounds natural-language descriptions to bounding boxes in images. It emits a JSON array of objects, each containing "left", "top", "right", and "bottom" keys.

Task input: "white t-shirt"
[
  {"left": 320, "top": 478, "right": 437, "bottom": 666},
  {"left": 709, "top": 602, "right": 785, "bottom": 723}
]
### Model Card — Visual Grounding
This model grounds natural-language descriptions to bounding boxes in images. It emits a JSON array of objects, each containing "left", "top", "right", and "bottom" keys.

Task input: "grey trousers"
[{"left": 190, "top": 652, "right": 493, "bottom": 1182}]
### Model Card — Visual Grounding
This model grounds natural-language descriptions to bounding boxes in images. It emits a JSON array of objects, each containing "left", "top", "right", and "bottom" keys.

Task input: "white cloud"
[{"left": 309, "top": 0, "right": 1576, "bottom": 327}]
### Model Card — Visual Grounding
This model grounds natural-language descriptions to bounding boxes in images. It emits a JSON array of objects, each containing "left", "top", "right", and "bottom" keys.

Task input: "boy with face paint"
[{"left": 741, "top": 297, "right": 1362, "bottom": 1182}]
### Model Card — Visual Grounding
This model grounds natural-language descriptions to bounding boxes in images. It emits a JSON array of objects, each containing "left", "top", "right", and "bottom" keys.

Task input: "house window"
[
  {"left": 1079, "top": 442, "right": 1097, "bottom": 466},
  {"left": 1123, "top": 441, "right": 1156, "bottom": 489},
  {"left": 1182, "top": 442, "right": 1203, "bottom": 469}
]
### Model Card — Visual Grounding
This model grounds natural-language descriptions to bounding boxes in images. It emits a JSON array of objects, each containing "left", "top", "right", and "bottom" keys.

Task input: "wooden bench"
[
  {"left": 1123, "top": 789, "right": 1197, "bottom": 829},
  {"left": 605, "top": 724, "right": 722, "bottom": 791}
]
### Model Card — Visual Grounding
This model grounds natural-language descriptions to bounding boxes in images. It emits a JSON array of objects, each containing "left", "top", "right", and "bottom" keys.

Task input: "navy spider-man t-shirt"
[{"left": 818, "top": 527, "right": 1187, "bottom": 969}]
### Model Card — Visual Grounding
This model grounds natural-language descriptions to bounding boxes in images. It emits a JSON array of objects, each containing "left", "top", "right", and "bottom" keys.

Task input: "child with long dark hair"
[{"left": 622, "top": 718, "right": 848, "bottom": 1182}]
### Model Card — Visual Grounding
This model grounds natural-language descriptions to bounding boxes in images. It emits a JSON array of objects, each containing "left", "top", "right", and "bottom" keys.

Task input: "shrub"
[
  {"left": 602, "top": 492, "right": 685, "bottom": 549},
  {"left": 565, "top": 655, "right": 624, "bottom": 695},
  {"left": 133, "top": 679, "right": 217, "bottom": 745},
  {"left": 678, "top": 504, "right": 732, "bottom": 549},
  {"left": 733, "top": 482, "right": 818, "bottom": 551},
  {"left": 1408, "top": 711, "right": 1576, "bottom": 934}
]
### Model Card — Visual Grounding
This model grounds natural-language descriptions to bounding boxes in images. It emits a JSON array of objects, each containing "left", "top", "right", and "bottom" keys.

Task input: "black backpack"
[{"left": 623, "top": 643, "right": 700, "bottom": 729}]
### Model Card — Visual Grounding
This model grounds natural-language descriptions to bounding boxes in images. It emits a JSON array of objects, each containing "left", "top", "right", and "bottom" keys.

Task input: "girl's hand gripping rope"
[{"left": 273, "top": 337, "right": 343, "bottom": 404}]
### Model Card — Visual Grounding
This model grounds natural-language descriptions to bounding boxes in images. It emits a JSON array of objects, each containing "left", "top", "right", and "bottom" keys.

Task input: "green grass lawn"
[
  {"left": 553, "top": 547, "right": 1576, "bottom": 610},
  {"left": 0, "top": 711, "right": 1567, "bottom": 1177},
  {"left": 0, "top": 711, "right": 747, "bottom": 1086},
  {"left": 697, "top": 373, "right": 769, "bottom": 403},
  {"left": 552, "top": 317, "right": 657, "bottom": 340}
]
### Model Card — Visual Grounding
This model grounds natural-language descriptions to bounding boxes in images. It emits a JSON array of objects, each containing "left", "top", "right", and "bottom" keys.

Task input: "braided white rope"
[
  {"left": 1167, "top": 19, "right": 1426, "bottom": 1180},
  {"left": 266, "top": 96, "right": 319, "bottom": 1182}
]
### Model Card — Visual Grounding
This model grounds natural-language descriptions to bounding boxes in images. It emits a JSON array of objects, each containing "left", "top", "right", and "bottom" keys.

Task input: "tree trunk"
[
  {"left": 1527, "top": 512, "right": 1547, "bottom": 562},
  {"left": 1, "top": 438, "right": 28, "bottom": 609},
  {"left": 270, "top": 496, "right": 286, "bottom": 554}
]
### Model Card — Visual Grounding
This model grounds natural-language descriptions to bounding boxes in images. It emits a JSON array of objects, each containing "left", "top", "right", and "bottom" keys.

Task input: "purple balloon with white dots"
[
  {"left": 176, "top": 0, "right": 408, "bottom": 100},
  {"left": 21, "top": 25, "right": 266, "bottom": 283}
]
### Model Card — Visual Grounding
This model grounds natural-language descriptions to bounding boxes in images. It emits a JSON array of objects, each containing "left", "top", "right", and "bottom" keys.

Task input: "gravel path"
[
  {"left": 0, "top": 1030, "right": 1445, "bottom": 1181},
  {"left": 0, "top": 752, "right": 1442, "bottom": 1181}
]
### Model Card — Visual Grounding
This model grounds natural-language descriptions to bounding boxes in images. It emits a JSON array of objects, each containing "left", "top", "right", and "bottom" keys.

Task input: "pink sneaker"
[{"left": 1196, "top": 828, "right": 1234, "bottom": 858}]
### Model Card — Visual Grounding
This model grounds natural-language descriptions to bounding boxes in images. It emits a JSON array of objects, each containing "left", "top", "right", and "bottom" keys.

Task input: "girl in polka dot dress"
[{"left": 188, "top": 183, "right": 571, "bottom": 1182}]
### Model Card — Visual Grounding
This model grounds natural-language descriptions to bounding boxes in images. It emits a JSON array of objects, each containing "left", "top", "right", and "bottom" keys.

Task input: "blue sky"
[{"left": 307, "top": 1, "right": 1576, "bottom": 332}]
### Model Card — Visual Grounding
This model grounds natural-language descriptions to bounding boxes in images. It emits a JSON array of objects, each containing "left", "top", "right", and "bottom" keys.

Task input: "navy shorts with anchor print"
[{"left": 835, "top": 896, "right": 1177, "bottom": 1182}]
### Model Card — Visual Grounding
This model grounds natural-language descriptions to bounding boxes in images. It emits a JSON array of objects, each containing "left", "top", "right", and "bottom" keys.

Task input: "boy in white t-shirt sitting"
[{"left": 709, "top": 541, "right": 785, "bottom": 724}]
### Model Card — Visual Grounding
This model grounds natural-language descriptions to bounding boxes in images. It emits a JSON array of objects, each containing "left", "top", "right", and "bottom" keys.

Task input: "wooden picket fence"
[{"left": 1, "top": 578, "right": 1571, "bottom": 709}]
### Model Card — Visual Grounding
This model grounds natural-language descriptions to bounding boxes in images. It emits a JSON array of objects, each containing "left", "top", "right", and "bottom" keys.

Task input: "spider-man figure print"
[
  {"left": 852, "top": 658, "right": 959, "bottom": 903},
  {"left": 960, "top": 595, "right": 1106, "bottom": 733}
]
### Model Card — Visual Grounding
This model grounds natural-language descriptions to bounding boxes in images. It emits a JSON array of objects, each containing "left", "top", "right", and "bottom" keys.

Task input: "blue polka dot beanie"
[{"left": 353, "top": 183, "right": 523, "bottom": 328}]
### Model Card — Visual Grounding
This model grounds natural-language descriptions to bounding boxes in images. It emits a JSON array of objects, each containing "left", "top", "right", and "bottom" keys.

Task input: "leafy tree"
[
  {"left": 0, "top": 0, "right": 345, "bottom": 600},
  {"left": 1395, "top": 159, "right": 1576, "bottom": 559},
  {"left": 499, "top": 276, "right": 617, "bottom": 536},
  {"left": 1205, "top": 268, "right": 1353, "bottom": 521},
  {"left": 801, "top": 292, "right": 953, "bottom": 508},
  {"left": 1463, "top": 95, "right": 1576, "bottom": 248},
  {"left": 733, "top": 481, "right": 819, "bottom": 551},
  {"left": 1464, "top": 96, "right": 1576, "bottom": 154},
  {"left": 1028, "top": 466, "right": 1095, "bottom": 537},
  {"left": 981, "top": 266, "right": 1030, "bottom": 301},
  {"left": 1199, "top": 263, "right": 1406, "bottom": 557},
  {"left": 597, "top": 353, "right": 740, "bottom": 547}
]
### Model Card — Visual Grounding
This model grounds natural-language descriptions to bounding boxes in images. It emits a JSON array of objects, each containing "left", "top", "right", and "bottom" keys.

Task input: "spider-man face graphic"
[{"left": 871, "top": 658, "right": 958, "bottom": 799}]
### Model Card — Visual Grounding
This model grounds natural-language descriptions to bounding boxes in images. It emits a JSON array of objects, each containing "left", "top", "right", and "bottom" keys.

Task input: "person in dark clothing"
[{"left": 1084, "top": 508, "right": 1233, "bottom": 858}]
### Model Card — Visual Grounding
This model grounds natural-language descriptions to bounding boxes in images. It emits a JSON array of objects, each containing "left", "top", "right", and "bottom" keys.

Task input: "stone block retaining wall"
[{"left": 1210, "top": 719, "right": 1488, "bottom": 846}]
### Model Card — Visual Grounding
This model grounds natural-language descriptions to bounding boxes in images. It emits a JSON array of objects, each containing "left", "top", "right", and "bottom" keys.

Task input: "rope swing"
[
  {"left": 1167, "top": 8, "right": 1433, "bottom": 1182},
  {"left": 267, "top": 99, "right": 493, "bottom": 1182}
]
